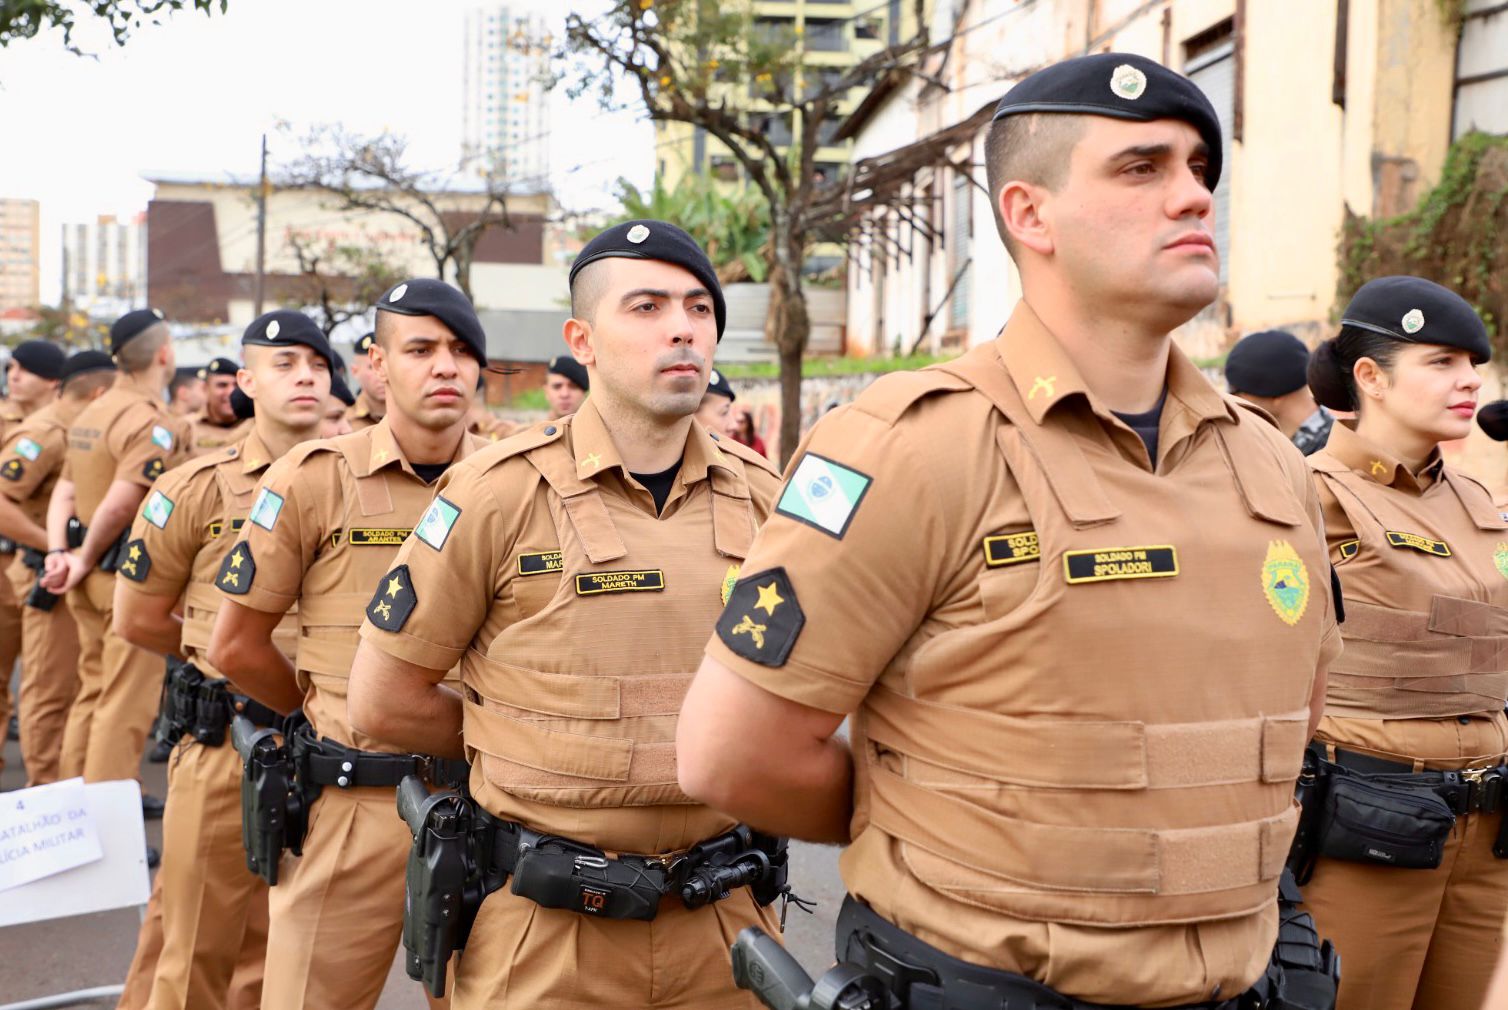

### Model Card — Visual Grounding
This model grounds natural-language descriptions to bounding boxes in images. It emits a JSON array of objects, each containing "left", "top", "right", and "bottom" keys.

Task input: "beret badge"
[
  {"left": 627, "top": 224, "right": 650, "bottom": 244},
  {"left": 1110, "top": 64, "right": 1147, "bottom": 101},
  {"left": 1401, "top": 309, "right": 1425, "bottom": 334}
]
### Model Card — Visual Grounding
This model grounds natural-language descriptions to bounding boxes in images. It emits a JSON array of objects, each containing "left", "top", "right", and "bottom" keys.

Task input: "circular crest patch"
[
  {"left": 627, "top": 224, "right": 650, "bottom": 244},
  {"left": 1494, "top": 542, "right": 1508, "bottom": 582},
  {"left": 1110, "top": 64, "right": 1148, "bottom": 101},
  {"left": 1401, "top": 308, "right": 1425, "bottom": 334},
  {"left": 152, "top": 308, "right": 165, "bottom": 319}
]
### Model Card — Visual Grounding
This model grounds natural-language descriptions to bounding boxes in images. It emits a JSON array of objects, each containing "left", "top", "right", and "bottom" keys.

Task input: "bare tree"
[
  {"left": 278, "top": 125, "right": 514, "bottom": 302},
  {"left": 285, "top": 232, "right": 405, "bottom": 339},
  {"left": 1, "top": 0, "right": 227, "bottom": 52},
  {"left": 564, "top": 0, "right": 930, "bottom": 463}
]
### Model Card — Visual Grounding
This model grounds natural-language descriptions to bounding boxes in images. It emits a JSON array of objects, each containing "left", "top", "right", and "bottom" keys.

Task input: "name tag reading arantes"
[
  {"left": 575, "top": 570, "right": 666, "bottom": 596},
  {"left": 1384, "top": 531, "right": 1451, "bottom": 557},
  {"left": 347, "top": 528, "right": 413, "bottom": 546},
  {"left": 1063, "top": 545, "right": 1179, "bottom": 584}
]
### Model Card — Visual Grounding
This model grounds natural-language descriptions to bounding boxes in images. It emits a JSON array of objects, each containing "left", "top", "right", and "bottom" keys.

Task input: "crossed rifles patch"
[
  {"left": 367, "top": 565, "right": 418, "bottom": 632},
  {"left": 216, "top": 542, "right": 256, "bottom": 595},
  {"left": 715, "top": 567, "right": 804, "bottom": 667}
]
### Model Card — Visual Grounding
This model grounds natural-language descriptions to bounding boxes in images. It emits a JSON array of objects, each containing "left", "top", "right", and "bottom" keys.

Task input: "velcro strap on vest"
[
  {"left": 868, "top": 764, "right": 1296, "bottom": 895},
  {"left": 463, "top": 696, "right": 677, "bottom": 786},
  {"left": 469, "top": 651, "right": 691, "bottom": 719},
  {"left": 182, "top": 581, "right": 221, "bottom": 656},
  {"left": 296, "top": 592, "right": 370, "bottom": 626},
  {"left": 864, "top": 687, "right": 1309, "bottom": 789}
]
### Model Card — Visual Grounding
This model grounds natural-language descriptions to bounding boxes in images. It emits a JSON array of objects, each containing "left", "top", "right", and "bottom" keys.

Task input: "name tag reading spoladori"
[{"left": 1063, "top": 545, "right": 1179, "bottom": 584}]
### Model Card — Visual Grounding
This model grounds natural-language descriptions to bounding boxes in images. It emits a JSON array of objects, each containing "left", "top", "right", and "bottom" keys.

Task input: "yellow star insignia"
[
  {"left": 386, "top": 576, "right": 404, "bottom": 598},
  {"left": 230, "top": 550, "right": 244, "bottom": 569},
  {"left": 1028, "top": 375, "right": 1056, "bottom": 400},
  {"left": 129, "top": 545, "right": 141, "bottom": 560},
  {"left": 1369, "top": 460, "right": 1387, "bottom": 477},
  {"left": 754, "top": 581, "right": 784, "bottom": 616},
  {"left": 373, "top": 601, "right": 392, "bottom": 621},
  {"left": 582, "top": 452, "right": 602, "bottom": 471}
]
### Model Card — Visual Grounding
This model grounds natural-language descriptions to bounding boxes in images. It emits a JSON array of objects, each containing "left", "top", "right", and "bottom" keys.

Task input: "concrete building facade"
[
  {"left": 61, "top": 213, "right": 147, "bottom": 316},
  {"left": 462, "top": 4, "right": 552, "bottom": 190},
  {"left": 0, "top": 199, "right": 41, "bottom": 311}
]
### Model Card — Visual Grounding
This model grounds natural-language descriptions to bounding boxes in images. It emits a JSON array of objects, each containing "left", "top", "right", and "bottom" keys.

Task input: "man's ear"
[
  {"left": 562, "top": 318, "right": 595, "bottom": 368},
  {"left": 236, "top": 367, "right": 256, "bottom": 400},
  {"left": 999, "top": 180, "right": 1055, "bottom": 258}
]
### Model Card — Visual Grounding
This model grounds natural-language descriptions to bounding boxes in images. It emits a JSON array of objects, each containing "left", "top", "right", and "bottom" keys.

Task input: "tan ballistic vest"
[
  {"left": 849, "top": 344, "right": 1331, "bottom": 928},
  {"left": 462, "top": 436, "right": 758, "bottom": 810},
  {"left": 1311, "top": 458, "right": 1508, "bottom": 719}
]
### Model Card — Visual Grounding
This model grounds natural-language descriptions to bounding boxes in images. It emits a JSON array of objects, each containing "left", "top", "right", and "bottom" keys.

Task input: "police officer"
[
  {"left": 693, "top": 367, "right": 741, "bottom": 440},
  {"left": 168, "top": 366, "right": 205, "bottom": 418},
  {"left": 344, "top": 331, "right": 386, "bottom": 430},
  {"left": 1224, "top": 329, "right": 1333, "bottom": 455},
  {"left": 0, "top": 339, "right": 66, "bottom": 778},
  {"left": 1475, "top": 402, "right": 1508, "bottom": 505},
  {"left": 348, "top": 221, "right": 783, "bottom": 1008},
  {"left": 0, "top": 350, "right": 110, "bottom": 785},
  {"left": 207, "top": 279, "right": 486, "bottom": 1010},
  {"left": 543, "top": 353, "right": 588, "bottom": 419},
  {"left": 1296, "top": 276, "right": 1508, "bottom": 1010},
  {"left": 678, "top": 54, "right": 1341, "bottom": 1009},
  {"left": 112, "top": 311, "right": 336, "bottom": 1010},
  {"left": 189, "top": 357, "right": 252, "bottom": 455},
  {"left": 43, "top": 309, "right": 191, "bottom": 794},
  {"left": 322, "top": 361, "right": 357, "bottom": 437}
]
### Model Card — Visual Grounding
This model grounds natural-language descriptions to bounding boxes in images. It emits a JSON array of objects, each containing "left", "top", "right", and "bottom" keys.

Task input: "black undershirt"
[
  {"left": 1111, "top": 388, "right": 1169, "bottom": 465},
  {"left": 631, "top": 463, "right": 681, "bottom": 514},
  {"left": 411, "top": 462, "right": 451, "bottom": 485}
]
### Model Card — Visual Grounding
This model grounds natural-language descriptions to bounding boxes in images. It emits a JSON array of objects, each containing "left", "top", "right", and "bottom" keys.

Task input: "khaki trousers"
[
  {"left": 7, "top": 555, "right": 79, "bottom": 785},
  {"left": 0, "top": 558, "right": 21, "bottom": 777},
  {"left": 453, "top": 879, "right": 776, "bottom": 1009},
  {"left": 62, "top": 569, "right": 161, "bottom": 784},
  {"left": 261, "top": 785, "right": 447, "bottom": 1010},
  {"left": 118, "top": 873, "right": 165, "bottom": 1010},
  {"left": 117, "top": 739, "right": 270, "bottom": 1010}
]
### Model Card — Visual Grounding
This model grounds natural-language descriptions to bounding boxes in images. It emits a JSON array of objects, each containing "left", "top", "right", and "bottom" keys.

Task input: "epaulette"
[
  {"left": 157, "top": 442, "right": 234, "bottom": 488},
  {"left": 467, "top": 418, "right": 569, "bottom": 476},
  {"left": 712, "top": 434, "right": 780, "bottom": 477},
  {"left": 848, "top": 366, "right": 975, "bottom": 427},
  {"left": 1229, "top": 396, "right": 1280, "bottom": 431}
]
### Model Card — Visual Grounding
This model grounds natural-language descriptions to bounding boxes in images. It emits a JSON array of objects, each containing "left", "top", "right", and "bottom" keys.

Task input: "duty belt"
[
  {"left": 0, "top": 536, "right": 15, "bottom": 554},
  {"left": 158, "top": 659, "right": 281, "bottom": 749},
  {"left": 290, "top": 722, "right": 470, "bottom": 791},
  {"left": 1319, "top": 745, "right": 1505, "bottom": 816}
]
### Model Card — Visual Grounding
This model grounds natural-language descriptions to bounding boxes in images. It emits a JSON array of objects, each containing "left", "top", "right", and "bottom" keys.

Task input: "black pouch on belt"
[
  {"left": 1317, "top": 771, "right": 1454, "bottom": 869},
  {"left": 510, "top": 843, "right": 667, "bottom": 921}
]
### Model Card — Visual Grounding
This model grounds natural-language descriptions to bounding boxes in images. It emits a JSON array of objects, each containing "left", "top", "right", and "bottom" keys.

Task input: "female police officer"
[{"left": 1299, "top": 275, "right": 1508, "bottom": 1010}]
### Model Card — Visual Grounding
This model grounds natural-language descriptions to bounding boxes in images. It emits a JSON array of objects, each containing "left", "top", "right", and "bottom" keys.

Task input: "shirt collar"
[
  {"left": 236, "top": 427, "right": 277, "bottom": 475},
  {"left": 570, "top": 396, "right": 740, "bottom": 489},
  {"left": 1322, "top": 420, "right": 1443, "bottom": 493},
  {"left": 360, "top": 416, "right": 479, "bottom": 480},
  {"left": 995, "top": 302, "right": 1238, "bottom": 428}
]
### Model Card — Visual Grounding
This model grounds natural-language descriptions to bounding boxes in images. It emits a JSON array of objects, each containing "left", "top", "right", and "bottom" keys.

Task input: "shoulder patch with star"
[
  {"left": 715, "top": 567, "right": 804, "bottom": 667},
  {"left": 142, "top": 458, "right": 164, "bottom": 481},
  {"left": 367, "top": 565, "right": 418, "bottom": 631},
  {"left": 216, "top": 541, "right": 255, "bottom": 595},
  {"left": 1, "top": 458, "right": 22, "bottom": 482},
  {"left": 117, "top": 539, "right": 151, "bottom": 582}
]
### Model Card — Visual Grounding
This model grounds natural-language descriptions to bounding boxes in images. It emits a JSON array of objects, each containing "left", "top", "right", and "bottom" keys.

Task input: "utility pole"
[{"left": 253, "top": 133, "right": 269, "bottom": 316}]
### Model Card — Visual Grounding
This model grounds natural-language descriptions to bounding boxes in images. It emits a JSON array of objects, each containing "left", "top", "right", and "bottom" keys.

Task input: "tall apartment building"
[
  {"left": 61, "top": 213, "right": 147, "bottom": 314},
  {"left": 461, "top": 4, "right": 552, "bottom": 191},
  {"left": 0, "top": 199, "right": 41, "bottom": 311}
]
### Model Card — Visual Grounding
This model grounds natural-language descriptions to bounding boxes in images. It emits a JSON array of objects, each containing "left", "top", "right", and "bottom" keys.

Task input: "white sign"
[
  {"left": 0, "top": 779, "right": 103, "bottom": 892},
  {"left": 0, "top": 780, "right": 148, "bottom": 929}
]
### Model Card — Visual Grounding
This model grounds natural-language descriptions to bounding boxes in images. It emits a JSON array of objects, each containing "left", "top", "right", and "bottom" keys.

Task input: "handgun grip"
[{"left": 731, "top": 926, "right": 813, "bottom": 1010}]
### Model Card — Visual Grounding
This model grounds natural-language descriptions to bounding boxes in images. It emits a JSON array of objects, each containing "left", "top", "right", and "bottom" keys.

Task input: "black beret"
[
  {"left": 705, "top": 367, "right": 735, "bottom": 402},
  {"left": 110, "top": 308, "right": 166, "bottom": 353},
  {"left": 1341, "top": 275, "right": 1490, "bottom": 363},
  {"left": 546, "top": 355, "right": 589, "bottom": 391},
  {"left": 230, "top": 386, "right": 255, "bottom": 421},
  {"left": 1478, "top": 401, "right": 1508, "bottom": 442},
  {"left": 354, "top": 332, "right": 375, "bottom": 356},
  {"left": 1225, "top": 330, "right": 1310, "bottom": 398},
  {"left": 569, "top": 220, "right": 726, "bottom": 339},
  {"left": 241, "top": 310, "right": 336, "bottom": 369},
  {"left": 60, "top": 350, "right": 116, "bottom": 383},
  {"left": 204, "top": 357, "right": 239, "bottom": 377},
  {"left": 11, "top": 340, "right": 66, "bottom": 381},
  {"left": 992, "top": 53, "right": 1224, "bottom": 192},
  {"left": 376, "top": 279, "right": 487, "bottom": 365},
  {"left": 175, "top": 366, "right": 201, "bottom": 382},
  {"left": 331, "top": 368, "right": 356, "bottom": 406}
]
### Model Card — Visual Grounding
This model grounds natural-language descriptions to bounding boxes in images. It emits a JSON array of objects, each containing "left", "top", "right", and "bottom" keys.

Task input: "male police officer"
[
  {"left": 0, "top": 350, "right": 111, "bottom": 784},
  {"left": 190, "top": 357, "right": 251, "bottom": 455},
  {"left": 113, "top": 311, "right": 334, "bottom": 1010},
  {"left": 544, "top": 353, "right": 588, "bottom": 419},
  {"left": 348, "top": 221, "right": 783, "bottom": 1009},
  {"left": 44, "top": 309, "right": 191, "bottom": 792},
  {"left": 168, "top": 367, "right": 205, "bottom": 418},
  {"left": 345, "top": 331, "right": 387, "bottom": 431},
  {"left": 207, "top": 279, "right": 486, "bottom": 1010},
  {"left": 1225, "top": 329, "right": 1332, "bottom": 455},
  {"left": 679, "top": 55, "right": 1341, "bottom": 1009}
]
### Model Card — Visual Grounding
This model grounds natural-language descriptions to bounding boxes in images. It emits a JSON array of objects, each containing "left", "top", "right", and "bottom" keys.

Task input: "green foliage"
[
  {"left": 1338, "top": 132, "right": 1508, "bottom": 349},
  {"left": 505, "top": 387, "right": 548, "bottom": 412},
  {"left": 0, "top": 0, "right": 227, "bottom": 50},
  {"left": 606, "top": 175, "right": 771, "bottom": 282},
  {"left": 718, "top": 352, "right": 954, "bottom": 381}
]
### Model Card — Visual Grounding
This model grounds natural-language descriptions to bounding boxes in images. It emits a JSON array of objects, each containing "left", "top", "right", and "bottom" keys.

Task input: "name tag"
[
  {"left": 983, "top": 530, "right": 1040, "bottom": 567},
  {"left": 517, "top": 551, "right": 564, "bottom": 576},
  {"left": 206, "top": 518, "right": 245, "bottom": 538},
  {"left": 1064, "top": 545, "right": 1179, "bottom": 584},
  {"left": 1338, "top": 540, "right": 1359, "bottom": 560},
  {"left": 575, "top": 570, "right": 666, "bottom": 596},
  {"left": 347, "top": 528, "right": 413, "bottom": 546},
  {"left": 1384, "top": 531, "right": 1451, "bottom": 557}
]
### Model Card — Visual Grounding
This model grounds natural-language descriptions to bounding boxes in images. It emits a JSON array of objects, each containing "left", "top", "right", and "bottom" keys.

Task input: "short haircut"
[
  {"left": 168, "top": 371, "right": 200, "bottom": 397},
  {"left": 64, "top": 369, "right": 116, "bottom": 399},
  {"left": 983, "top": 112, "right": 1086, "bottom": 259},
  {"left": 115, "top": 323, "right": 170, "bottom": 374},
  {"left": 373, "top": 311, "right": 399, "bottom": 349},
  {"left": 569, "top": 259, "right": 610, "bottom": 323}
]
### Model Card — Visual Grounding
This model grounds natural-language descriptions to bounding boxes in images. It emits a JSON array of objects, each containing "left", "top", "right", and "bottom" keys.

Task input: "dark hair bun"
[
  {"left": 1307, "top": 338, "right": 1354, "bottom": 412},
  {"left": 1478, "top": 401, "right": 1508, "bottom": 442}
]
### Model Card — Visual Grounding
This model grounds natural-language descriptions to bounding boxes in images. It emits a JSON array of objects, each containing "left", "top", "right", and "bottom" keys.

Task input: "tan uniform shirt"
[
  {"left": 706, "top": 306, "right": 1341, "bottom": 1006},
  {"left": 358, "top": 401, "right": 781, "bottom": 856},
  {"left": 0, "top": 398, "right": 25, "bottom": 447},
  {"left": 116, "top": 429, "right": 298, "bottom": 676},
  {"left": 64, "top": 377, "right": 190, "bottom": 527},
  {"left": 0, "top": 398, "right": 83, "bottom": 528},
  {"left": 1311, "top": 421, "right": 1508, "bottom": 763},
  {"left": 188, "top": 411, "right": 252, "bottom": 458},
  {"left": 343, "top": 391, "right": 382, "bottom": 431},
  {"left": 216, "top": 419, "right": 483, "bottom": 751},
  {"left": 469, "top": 412, "right": 517, "bottom": 442}
]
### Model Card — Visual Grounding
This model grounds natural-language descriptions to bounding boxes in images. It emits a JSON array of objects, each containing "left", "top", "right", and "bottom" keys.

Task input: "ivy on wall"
[{"left": 1338, "top": 132, "right": 1508, "bottom": 348}]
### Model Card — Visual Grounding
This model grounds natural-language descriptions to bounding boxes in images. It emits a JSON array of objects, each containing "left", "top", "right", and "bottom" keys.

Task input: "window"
[
  {"left": 949, "top": 170, "right": 972, "bottom": 329},
  {"left": 1184, "top": 21, "right": 1235, "bottom": 285},
  {"left": 805, "top": 19, "right": 846, "bottom": 52}
]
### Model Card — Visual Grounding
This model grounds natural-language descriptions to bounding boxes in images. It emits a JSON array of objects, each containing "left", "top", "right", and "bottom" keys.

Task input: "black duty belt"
[
  {"left": 158, "top": 660, "right": 281, "bottom": 749},
  {"left": 1323, "top": 745, "right": 1505, "bottom": 816},
  {"left": 290, "top": 723, "right": 469, "bottom": 791}
]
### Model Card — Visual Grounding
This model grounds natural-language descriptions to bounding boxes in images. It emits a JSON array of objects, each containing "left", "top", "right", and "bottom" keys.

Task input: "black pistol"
[{"left": 398, "top": 775, "right": 476, "bottom": 998}]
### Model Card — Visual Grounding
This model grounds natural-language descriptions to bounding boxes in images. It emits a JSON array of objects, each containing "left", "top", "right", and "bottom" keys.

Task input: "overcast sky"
[{"left": 0, "top": 0, "right": 655, "bottom": 305}]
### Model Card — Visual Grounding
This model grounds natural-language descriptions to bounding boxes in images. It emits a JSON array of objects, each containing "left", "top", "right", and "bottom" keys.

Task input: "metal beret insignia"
[
  {"left": 389, "top": 283, "right": 408, "bottom": 303},
  {"left": 627, "top": 224, "right": 650, "bottom": 244},
  {"left": 1111, "top": 64, "right": 1147, "bottom": 101},
  {"left": 266, "top": 320, "right": 281, "bottom": 340},
  {"left": 1401, "top": 308, "right": 1425, "bottom": 334}
]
